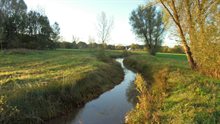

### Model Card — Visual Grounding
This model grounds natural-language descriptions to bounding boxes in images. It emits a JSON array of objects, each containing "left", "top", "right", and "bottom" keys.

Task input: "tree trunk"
[
  {"left": 160, "top": 0, "right": 197, "bottom": 70},
  {"left": 149, "top": 48, "right": 156, "bottom": 56},
  {"left": 182, "top": 41, "right": 197, "bottom": 69},
  {"left": 177, "top": 23, "right": 197, "bottom": 69},
  {"left": 102, "top": 40, "right": 106, "bottom": 50}
]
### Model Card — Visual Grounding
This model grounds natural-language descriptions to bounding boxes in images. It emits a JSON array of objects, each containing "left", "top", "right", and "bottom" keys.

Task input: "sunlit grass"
[
  {"left": 0, "top": 49, "right": 124, "bottom": 123},
  {"left": 125, "top": 51, "right": 220, "bottom": 123}
]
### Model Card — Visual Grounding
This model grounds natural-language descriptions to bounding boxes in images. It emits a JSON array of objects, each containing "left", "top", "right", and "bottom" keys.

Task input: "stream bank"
[{"left": 48, "top": 58, "right": 137, "bottom": 124}]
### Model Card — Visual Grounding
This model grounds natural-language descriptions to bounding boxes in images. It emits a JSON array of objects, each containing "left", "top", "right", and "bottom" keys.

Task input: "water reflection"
[
  {"left": 126, "top": 81, "right": 138, "bottom": 106},
  {"left": 47, "top": 58, "right": 136, "bottom": 124}
]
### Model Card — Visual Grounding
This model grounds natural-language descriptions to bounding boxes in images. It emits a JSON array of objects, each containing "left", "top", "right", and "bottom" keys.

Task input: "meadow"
[
  {"left": 0, "top": 49, "right": 124, "bottom": 123},
  {"left": 1, "top": 49, "right": 219, "bottom": 123},
  {"left": 124, "top": 52, "right": 220, "bottom": 123}
]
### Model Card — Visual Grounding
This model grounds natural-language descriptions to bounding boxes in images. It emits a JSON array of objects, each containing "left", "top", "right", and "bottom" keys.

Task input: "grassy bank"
[
  {"left": 0, "top": 49, "right": 124, "bottom": 123},
  {"left": 124, "top": 52, "right": 220, "bottom": 123}
]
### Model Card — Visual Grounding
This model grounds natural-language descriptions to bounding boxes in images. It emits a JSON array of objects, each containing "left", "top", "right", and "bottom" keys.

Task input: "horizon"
[{"left": 24, "top": 0, "right": 177, "bottom": 47}]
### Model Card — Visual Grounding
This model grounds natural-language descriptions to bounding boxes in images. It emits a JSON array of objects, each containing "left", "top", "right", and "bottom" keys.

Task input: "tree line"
[
  {"left": 57, "top": 41, "right": 126, "bottom": 50},
  {"left": 58, "top": 40, "right": 184, "bottom": 53},
  {"left": 0, "top": 0, "right": 60, "bottom": 50}
]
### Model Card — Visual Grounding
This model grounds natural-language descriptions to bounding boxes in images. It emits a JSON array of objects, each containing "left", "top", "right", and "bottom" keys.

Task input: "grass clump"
[
  {"left": 0, "top": 49, "right": 124, "bottom": 123},
  {"left": 124, "top": 52, "right": 220, "bottom": 124},
  {"left": 126, "top": 74, "right": 160, "bottom": 124}
]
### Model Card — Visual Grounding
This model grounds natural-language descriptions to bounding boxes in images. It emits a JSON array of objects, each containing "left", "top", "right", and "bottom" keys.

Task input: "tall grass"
[
  {"left": 124, "top": 52, "right": 220, "bottom": 123},
  {"left": 0, "top": 49, "right": 124, "bottom": 123}
]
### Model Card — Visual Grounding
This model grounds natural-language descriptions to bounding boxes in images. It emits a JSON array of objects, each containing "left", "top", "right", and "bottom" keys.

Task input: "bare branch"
[{"left": 97, "top": 12, "right": 113, "bottom": 46}]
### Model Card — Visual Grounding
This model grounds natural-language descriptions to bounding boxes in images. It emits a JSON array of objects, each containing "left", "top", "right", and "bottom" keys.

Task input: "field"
[
  {"left": 124, "top": 52, "right": 220, "bottom": 123},
  {"left": 0, "top": 49, "right": 124, "bottom": 123},
  {"left": 1, "top": 49, "right": 219, "bottom": 123}
]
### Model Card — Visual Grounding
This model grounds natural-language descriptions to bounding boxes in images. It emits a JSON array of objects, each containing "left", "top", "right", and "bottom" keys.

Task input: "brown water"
[{"left": 48, "top": 58, "right": 136, "bottom": 124}]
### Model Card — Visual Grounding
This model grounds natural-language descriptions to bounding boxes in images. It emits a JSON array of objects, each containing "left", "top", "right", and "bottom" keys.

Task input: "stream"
[{"left": 48, "top": 58, "right": 137, "bottom": 124}]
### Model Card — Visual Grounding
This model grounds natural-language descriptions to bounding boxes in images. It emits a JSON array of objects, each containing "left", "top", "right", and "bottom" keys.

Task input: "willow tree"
[
  {"left": 130, "top": 6, "right": 165, "bottom": 55},
  {"left": 156, "top": 0, "right": 197, "bottom": 69},
  {"left": 158, "top": 0, "right": 220, "bottom": 76}
]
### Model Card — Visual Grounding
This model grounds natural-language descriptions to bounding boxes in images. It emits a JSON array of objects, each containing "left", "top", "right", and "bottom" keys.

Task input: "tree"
[
  {"left": 51, "top": 22, "right": 60, "bottom": 49},
  {"left": 72, "top": 35, "right": 79, "bottom": 43},
  {"left": 72, "top": 35, "right": 79, "bottom": 49},
  {"left": 172, "top": 45, "right": 184, "bottom": 53},
  {"left": 97, "top": 12, "right": 113, "bottom": 49},
  {"left": 72, "top": 41, "right": 78, "bottom": 49},
  {"left": 51, "top": 22, "right": 60, "bottom": 42},
  {"left": 160, "top": 46, "right": 170, "bottom": 53},
  {"left": 0, "top": 0, "right": 50, "bottom": 49},
  {"left": 88, "top": 36, "right": 96, "bottom": 49},
  {"left": 115, "top": 44, "right": 125, "bottom": 50},
  {"left": 0, "top": 9, "right": 4, "bottom": 51},
  {"left": 77, "top": 41, "right": 88, "bottom": 49},
  {"left": 38, "top": 15, "right": 53, "bottom": 49},
  {"left": 130, "top": 43, "right": 141, "bottom": 50},
  {"left": 130, "top": 6, "right": 165, "bottom": 55},
  {"left": 0, "top": 0, "right": 58, "bottom": 50},
  {"left": 157, "top": 0, "right": 197, "bottom": 69},
  {"left": 25, "top": 10, "right": 54, "bottom": 49},
  {"left": 107, "top": 44, "right": 115, "bottom": 50},
  {"left": 59, "top": 41, "right": 73, "bottom": 49},
  {"left": 158, "top": 0, "right": 220, "bottom": 75},
  {"left": 0, "top": 0, "right": 27, "bottom": 48}
]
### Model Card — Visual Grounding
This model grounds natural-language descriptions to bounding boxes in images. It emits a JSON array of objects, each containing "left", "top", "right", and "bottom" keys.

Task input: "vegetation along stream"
[{"left": 48, "top": 58, "right": 136, "bottom": 124}]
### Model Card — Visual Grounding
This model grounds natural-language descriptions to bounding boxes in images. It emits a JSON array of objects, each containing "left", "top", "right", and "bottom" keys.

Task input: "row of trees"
[
  {"left": 58, "top": 40, "right": 184, "bottom": 53},
  {"left": 0, "top": 0, "right": 60, "bottom": 50},
  {"left": 130, "top": 0, "right": 219, "bottom": 77},
  {"left": 130, "top": 43, "right": 184, "bottom": 53},
  {"left": 160, "top": 45, "right": 184, "bottom": 53},
  {"left": 57, "top": 41, "right": 128, "bottom": 50}
]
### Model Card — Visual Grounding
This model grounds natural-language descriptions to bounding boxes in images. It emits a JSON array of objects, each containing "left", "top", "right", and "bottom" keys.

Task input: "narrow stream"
[{"left": 48, "top": 58, "right": 136, "bottom": 124}]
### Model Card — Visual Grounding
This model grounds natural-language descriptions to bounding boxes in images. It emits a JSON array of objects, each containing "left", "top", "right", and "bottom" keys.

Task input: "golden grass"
[
  {"left": 0, "top": 49, "right": 124, "bottom": 123},
  {"left": 124, "top": 52, "right": 220, "bottom": 124}
]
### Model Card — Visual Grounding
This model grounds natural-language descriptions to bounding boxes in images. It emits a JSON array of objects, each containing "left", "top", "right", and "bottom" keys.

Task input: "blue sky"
[{"left": 24, "top": 0, "right": 176, "bottom": 46}]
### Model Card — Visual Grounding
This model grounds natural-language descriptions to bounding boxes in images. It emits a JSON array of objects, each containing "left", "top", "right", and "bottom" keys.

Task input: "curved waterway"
[{"left": 48, "top": 58, "right": 136, "bottom": 124}]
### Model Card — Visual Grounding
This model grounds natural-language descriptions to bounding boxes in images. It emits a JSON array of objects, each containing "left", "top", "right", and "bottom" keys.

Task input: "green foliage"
[
  {"left": 158, "top": 0, "right": 220, "bottom": 77},
  {"left": 0, "top": 0, "right": 27, "bottom": 49},
  {"left": 130, "top": 43, "right": 144, "bottom": 51},
  {"left": 115, "top": 44, "right": 126, "bottom": 50},
  {"left": 51, "top": 22, "right": 60, "bottom": 43},
  {"left": 0, "top": 49, "right": 124, "bottom": 123},
  {"left": 124, "top": 52, "right": 220, "bottom": 123},
  {"left": 182, "top": 0, "right": 220, "bottom": 78},
  {"left": 126, "top": 74, "right": 151, "bottom": 124},
  {"left": 0, "top": 0, "right": 60, "bottom": 50},
  {"left": 58, "top": 41, "right": 74, "bottom": 49},
  {"left": 160, "top": 45, "right": 184, "bottom": 54},
  {"left": 77, "top": 41, "right": 88, "bottom": 49},
  {"left": 122, "top": 49, "right": 130, "bottom": 57},
  {"left": 130, "top": 5, "right": 164, "bottom": 55}
]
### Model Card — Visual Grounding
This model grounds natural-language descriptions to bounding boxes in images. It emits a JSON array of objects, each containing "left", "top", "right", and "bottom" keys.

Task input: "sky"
[{"left": 24, "top": 0, "right": 177, "bottom": 47}]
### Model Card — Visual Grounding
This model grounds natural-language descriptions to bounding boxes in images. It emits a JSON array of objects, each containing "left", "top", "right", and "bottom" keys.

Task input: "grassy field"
[
  {"left": 0, "top": 49, "right": 124, "bottom": 123},
  {"left": 124, "top": 52, "right": 220, "bottom": 123}
]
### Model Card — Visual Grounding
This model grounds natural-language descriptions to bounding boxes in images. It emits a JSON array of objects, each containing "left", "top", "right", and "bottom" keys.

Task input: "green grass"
[
  {"left": 0, "top": 49, "right": 124, "bottom": 123},
  {"left": 124, "top": 52, "right": 220, "bottom": 124}
]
